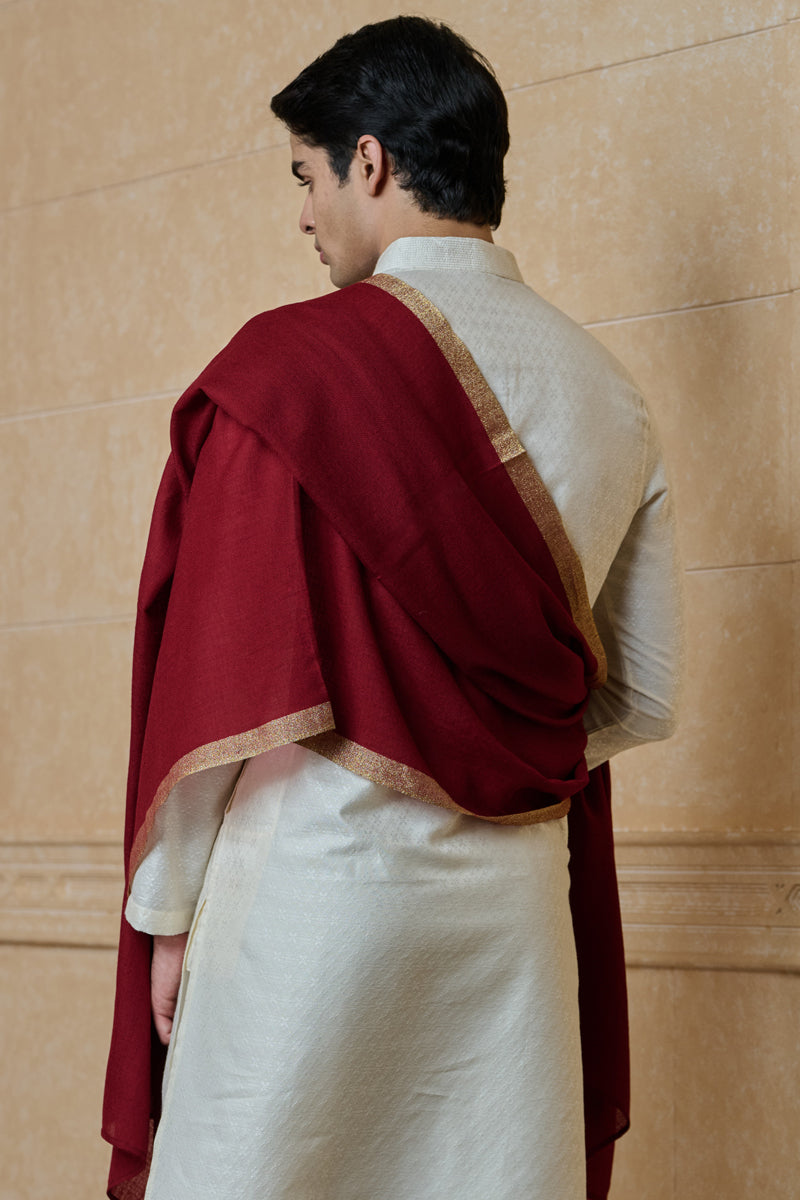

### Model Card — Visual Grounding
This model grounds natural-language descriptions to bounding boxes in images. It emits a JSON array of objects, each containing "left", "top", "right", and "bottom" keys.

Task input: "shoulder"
[
  {"left": 175, "top": 280, "right": 437, "bottom": 448},
  {"left": 225, "top": 281, "right": 402, "bottom": 354},
  {"left": 214, "top": 287, "right": 356, "bottom": 361},
  {"left": 196, "top": 281, "right": 411, "bottom": 395},
  {"left": 385, "top": 266, "right": 649, "bottom": 425},
  {"left": 488, "top": 276, "right": 646, "bottom": 411}
]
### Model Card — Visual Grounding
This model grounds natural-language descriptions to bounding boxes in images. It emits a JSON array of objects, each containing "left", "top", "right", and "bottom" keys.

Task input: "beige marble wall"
[
  {"left": 0, "top": 945, "right": 118, "bottom": 1200},
  {"left": 0, "top": 2, "right": 797, "bottom": 1197},
  {"left": 612, "top": 968, "right": 800, "bottom": 1200}
]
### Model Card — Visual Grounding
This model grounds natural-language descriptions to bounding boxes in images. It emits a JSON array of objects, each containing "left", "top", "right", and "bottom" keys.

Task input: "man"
[{"left": 103, "top": 17, "right": 682, "bottom": 1200}]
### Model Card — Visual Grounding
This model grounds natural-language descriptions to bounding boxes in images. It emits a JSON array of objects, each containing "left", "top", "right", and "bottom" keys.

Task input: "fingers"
[
  {"left": 152, "top": 1008, "right": 173, "bottom": 1046},
  {"left": 151, "top": 931, "right": 189, "bottom": 1046}
]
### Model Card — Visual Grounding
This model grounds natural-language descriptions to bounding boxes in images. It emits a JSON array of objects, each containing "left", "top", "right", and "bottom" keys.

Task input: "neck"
[{"left": 377, "top": 211, "right": 493, "bottom": 257}]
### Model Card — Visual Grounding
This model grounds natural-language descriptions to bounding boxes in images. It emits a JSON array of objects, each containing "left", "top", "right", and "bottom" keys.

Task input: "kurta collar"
[{"left": 374, "top": 236, "right": 524, "bottom": 283}]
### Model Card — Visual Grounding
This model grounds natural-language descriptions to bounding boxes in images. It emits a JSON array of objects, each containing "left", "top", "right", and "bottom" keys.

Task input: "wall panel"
[
  {"left": 793, "top": 295, "right": 800, "bottom": 562},
  {"left": 466, "top": 0, "right": 790, "bottom": 90},
  {"left": 504, "top": 27, "right": 793, "bottom": 322},
  {"left": 794, "top": 561, "right": 800, "bottom": 831},
  {"left": 0, "top": 149, "right": 323, "bottom": 419},
  {"left": 0, "top": 622, "right": 133, "bottom": 842},
  {"left": 610, "top": 968, "right": 800, "bottom": 1200},
  {"left": 790, "top": 19, "right": 800, "bottom": 286},
  {"left": 613, "top": 565, "right": 794, "bottom": 832},
  {"left": 609, "top": 968, "right": 674, "bottom": 1200},
  {"left": 0, "top": 0, "right": 330, "bottom": 207},
  {"left": 0, "top": 398, "right": 172, "bottom": 623},
  {"left": 591, "top": 296, "right": 795, "bottom": 571},
  {"left": 0, "top": 945, "right": 117, "bottom": 1200},
  {"left": 672, "top": 970, "right": 800, "bottom": 1200}
]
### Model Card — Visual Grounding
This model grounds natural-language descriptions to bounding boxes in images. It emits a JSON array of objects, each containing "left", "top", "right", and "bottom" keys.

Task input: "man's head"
[{"left": 271, "top": 16, "right": 509, "bottom": 287}]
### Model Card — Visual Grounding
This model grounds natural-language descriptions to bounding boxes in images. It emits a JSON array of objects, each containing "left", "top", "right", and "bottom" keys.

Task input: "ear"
[{"left": 353, "top": 135, "right": 391, "bottom": 196}]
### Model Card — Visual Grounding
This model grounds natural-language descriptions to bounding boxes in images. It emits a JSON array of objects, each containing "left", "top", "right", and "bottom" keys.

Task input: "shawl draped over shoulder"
[{"left": 102, "top": 276, "right": 628, "bottom": 1200}]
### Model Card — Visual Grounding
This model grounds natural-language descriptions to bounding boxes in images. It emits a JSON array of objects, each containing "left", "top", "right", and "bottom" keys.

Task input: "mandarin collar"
[{"left": 374, "top": 236, "right": 524, "bottom": 283}]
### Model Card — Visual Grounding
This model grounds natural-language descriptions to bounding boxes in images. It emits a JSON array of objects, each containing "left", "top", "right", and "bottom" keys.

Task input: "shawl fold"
[{"left": 103, "top": 278, "right": 628, "bottom": 1198}]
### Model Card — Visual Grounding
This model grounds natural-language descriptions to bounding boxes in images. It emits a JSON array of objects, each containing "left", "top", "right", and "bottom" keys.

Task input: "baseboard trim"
[{"left": 1, "top": 834, "right": 798, "bottom": 970}]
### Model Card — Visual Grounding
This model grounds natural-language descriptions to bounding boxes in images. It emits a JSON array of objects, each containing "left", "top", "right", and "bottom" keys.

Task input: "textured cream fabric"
[
  {"left": 130, "top": 237, "right": 683, "bottom": 1200},
  {"left": 145, "top": 745, "right": 586, "bottom": 1200},
  {"left": 129, "top": 237, "right": 683, "bottom": 933},
  {"left": 376, "top": 237, "right": 683, "bottom": 770}
]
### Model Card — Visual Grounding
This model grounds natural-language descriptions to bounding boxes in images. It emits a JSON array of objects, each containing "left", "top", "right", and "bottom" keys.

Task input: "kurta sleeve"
[
  {"left": 583, "top": 418, "right": 685, "bottom": 770},
  {"left": 125, "top": 761, "right": 242, "bottom": 935}
]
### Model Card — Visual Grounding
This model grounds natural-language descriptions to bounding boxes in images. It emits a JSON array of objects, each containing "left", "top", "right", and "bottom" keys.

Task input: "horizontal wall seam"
[
  {"left": 0, "top": 840, "right": 121, "bottom": 849},
  {"left": 0, "top": 614, "right": 135, "bottom": 633},
  {"left": 584, "top": 289, "right": 796, "bottom": 328},
  {"left": 0, "top": 389, "right": 177, "bottom": 426},
  {"left": 0, "top": 141, "right": 284, "bottom": 216},
  {"left": 505, "top": 19, "right": 789, "bottom": 95},
  {"left": 684, "top": 560, "right": 798, "bottom": 575}
]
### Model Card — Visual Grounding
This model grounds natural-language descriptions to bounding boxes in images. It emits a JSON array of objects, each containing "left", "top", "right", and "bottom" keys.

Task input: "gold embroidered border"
[
  {"left": 366, "top": 273, "right": 606, "bottom": 686},
  {"left": 131, "top": 284, "right": 601, "bottom": 856},
  {"left": 129, "top": 701, "right": 335, "bottom": 883},
  {"left": 300, "top": 730, "right": 571, "bottom": 827}
]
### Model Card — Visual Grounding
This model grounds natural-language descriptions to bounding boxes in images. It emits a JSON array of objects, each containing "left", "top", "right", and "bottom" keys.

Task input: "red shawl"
[{"left": 102, "top": 275, "right": 628, "bottom": 1198}]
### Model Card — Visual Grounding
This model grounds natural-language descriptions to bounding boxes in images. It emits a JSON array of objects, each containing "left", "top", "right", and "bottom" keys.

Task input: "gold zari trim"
[
  {"left": 366, "top": 273, "right": 607, "bottom": 686},
  {"left": 129, "top": 701, "right": 335, "bottom": 882},
  {"left": 132, "top": 279, "right": 604, "bottom": 858},
  {"left": 300, "top": 731, "right": 572, "bottom": 827}
]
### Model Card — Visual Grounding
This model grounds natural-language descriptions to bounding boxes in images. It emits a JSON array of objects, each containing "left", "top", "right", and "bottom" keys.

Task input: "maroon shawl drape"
[{"left": 102, "top": 276, "right": 628, "bottom": 1198}]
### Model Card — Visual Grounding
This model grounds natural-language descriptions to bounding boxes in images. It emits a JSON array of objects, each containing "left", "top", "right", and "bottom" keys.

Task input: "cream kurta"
[{"left": 129, "top": 238, "right": 683, "bottom": 1200}]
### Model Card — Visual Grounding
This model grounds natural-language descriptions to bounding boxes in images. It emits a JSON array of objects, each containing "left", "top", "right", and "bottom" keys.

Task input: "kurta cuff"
[{"left": 125, "top": 895, "right": 194, "bottom": 937}]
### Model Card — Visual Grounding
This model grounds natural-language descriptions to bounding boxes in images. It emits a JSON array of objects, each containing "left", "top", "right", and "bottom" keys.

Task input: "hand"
[{"left": 151, "top": 931, "right": 189, "bottom": 1046}]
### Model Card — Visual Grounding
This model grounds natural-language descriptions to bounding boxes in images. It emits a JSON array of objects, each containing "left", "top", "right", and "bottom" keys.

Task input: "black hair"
[{"left": 270, "top": 16, "right": 508, "bottom": 229}]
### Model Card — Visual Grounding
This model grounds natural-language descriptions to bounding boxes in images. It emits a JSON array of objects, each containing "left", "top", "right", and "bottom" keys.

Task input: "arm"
[
  {"left": 125, "top": 761, "right": 240, "bottom": 1043},
  {"left": 125, "top": 759, "right": 242, "bottom": 935},
  {"left": 151, "top": 932, "right": 189, "bottom": 1045},
  {"left": 583, "top": 422, "right": 685, "bottom": 770}
]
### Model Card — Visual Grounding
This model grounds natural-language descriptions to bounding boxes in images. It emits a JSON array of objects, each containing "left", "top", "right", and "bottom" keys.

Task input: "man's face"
[{"left": 290, "top": 136, "right": 380, "bottom": 289}]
